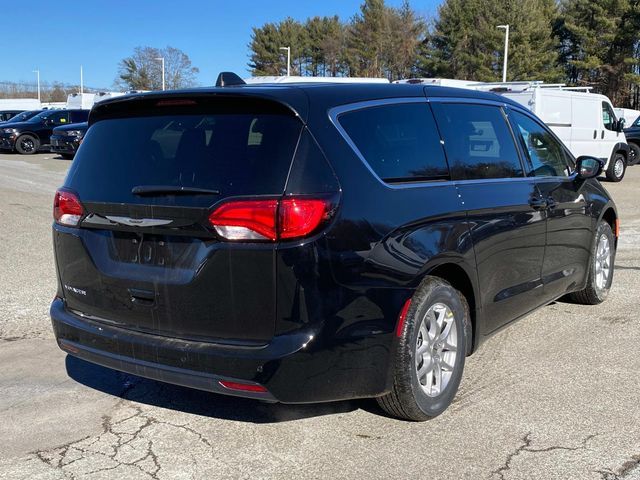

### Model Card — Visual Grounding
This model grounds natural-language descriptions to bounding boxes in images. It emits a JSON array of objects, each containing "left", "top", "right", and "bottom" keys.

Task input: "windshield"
[
  {"left": 8, "top": 111, "right": 41, "bottom": 123},
  {"left": 633, "top": 116, "right": 640, "bottom": 127}
]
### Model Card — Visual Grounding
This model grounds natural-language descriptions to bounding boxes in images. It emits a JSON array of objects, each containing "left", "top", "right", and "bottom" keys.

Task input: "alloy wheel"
[{"left": 415, "top": 302, "right": 458, "bottom": 397}]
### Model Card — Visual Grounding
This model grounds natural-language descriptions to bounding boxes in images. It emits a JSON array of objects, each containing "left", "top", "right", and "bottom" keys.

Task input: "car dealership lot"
[{"left": 0, "top": 152, "right": 639, "bottom": 480}]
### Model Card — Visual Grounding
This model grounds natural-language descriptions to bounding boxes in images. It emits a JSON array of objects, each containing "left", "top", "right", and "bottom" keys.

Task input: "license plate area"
[{"left": 109, "top": 231, "right": 192, "bottom": 267}]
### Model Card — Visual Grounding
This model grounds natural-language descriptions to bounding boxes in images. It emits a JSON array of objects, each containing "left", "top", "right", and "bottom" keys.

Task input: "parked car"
[
  {"left": 0, "top": 109, "right": 89, "bottom": 154},
  {"left": 0, "top": 110, "right": 24, "bottom": 123},
  {"left": 623, "top": 115, "right": 640, "bottom": 165},
  {"left": 50, "top": 122, "right": 88, "bottom": 159},
  {"left": 50, "top": 80, "right": 618, "bottom": 421}
]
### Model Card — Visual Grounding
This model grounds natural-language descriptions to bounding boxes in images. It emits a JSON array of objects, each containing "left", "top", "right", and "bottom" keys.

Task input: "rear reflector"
[
  {"left": 209, "top": 197, "right": 331, "bottom": 241},
  {"left": 615, "top": 218, "right": 620, "bottom": 238},
  {"left": 218, "top": 380, "right": 268, "bottom": 393},
  {"left": 395, "top": 297, "right": 412, "bottom": 337},
  {"left": 54, "top": 189, "right": 84, "bottom": 227}
]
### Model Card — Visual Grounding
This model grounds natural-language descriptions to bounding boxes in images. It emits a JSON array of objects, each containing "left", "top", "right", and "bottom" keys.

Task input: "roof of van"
[{"left": 90, "top": 83, "right": 525, "bottom": 124}]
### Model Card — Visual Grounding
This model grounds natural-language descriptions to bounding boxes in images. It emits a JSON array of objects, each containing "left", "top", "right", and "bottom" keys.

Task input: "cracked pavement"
[{"left": 1, "top": 152, "right": 640, "bottom": 479}]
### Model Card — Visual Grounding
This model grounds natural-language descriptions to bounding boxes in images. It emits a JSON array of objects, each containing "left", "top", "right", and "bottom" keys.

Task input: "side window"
[
  {"left": 602, "top": 102, "right": 617, "bottom": 131},
  {"left": 338, "top": 103, "right": 449, "bottom": 182},
  {"left": 509, "top": 110, "right": 571, "bottom": 177},
  {"left": 48, "top": 111, "right": 69, "bottom": 125},
  {"left": 431, "top": 103, "right": 523, "bottom": 180}
]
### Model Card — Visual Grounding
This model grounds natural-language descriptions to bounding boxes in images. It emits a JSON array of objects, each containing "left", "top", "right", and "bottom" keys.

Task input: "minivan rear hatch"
[{"left": 54, "top": 94, "right": 304, "bottom": 344}]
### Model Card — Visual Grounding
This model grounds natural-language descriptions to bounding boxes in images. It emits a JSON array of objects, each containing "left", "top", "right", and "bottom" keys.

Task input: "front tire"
[
  {"left": 605, "top": 153, "right": 626, "bottom": 182},
  {"left": 377, "top": 277, "right": 471, "bottom": 421},
  {"left": 568, "top": 221, "right": 615, "bottom": 305},
  {"left": 15, "top": 134, "right": 39, "bottom": 155}
]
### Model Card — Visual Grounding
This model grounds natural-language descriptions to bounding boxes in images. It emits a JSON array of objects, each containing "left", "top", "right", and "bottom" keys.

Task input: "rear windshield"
[{"left": 65, "top": 112, "right": 302, "bottom": 206}]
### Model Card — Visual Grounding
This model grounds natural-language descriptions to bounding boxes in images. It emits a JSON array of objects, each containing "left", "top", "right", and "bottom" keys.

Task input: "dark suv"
[
  {"left": 0, "top": 109, "right": 89, "bottom": 154},
  {"left": 623, "top": 116, "right": 640, "bottom": 165},
  {"left": 50, "top": 81, "right": 617, "bottom": 420}
]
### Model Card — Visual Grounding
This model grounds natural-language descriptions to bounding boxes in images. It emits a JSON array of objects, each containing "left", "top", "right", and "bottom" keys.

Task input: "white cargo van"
[
  {"left": 93, "top": 91, "right": 126, "bottom": 104},
  {"left": 478, "top": 82, "right": 628, "bottom": 181},
  {"left": 66, "top": 93, "right": 95, "bottom": 110}
]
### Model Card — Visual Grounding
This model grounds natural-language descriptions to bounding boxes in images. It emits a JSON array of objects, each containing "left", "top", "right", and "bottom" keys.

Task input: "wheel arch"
[
  {"left": 421, "top": 261, "right": 479, "bottom": 355},
  {"left": 599, "top": 204, "right": 619, "bottom": 248}
]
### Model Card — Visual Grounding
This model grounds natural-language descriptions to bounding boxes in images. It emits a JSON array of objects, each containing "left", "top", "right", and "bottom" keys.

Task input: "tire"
[
  {"left": 377, "top": 276, "right": 471, "bottom": 421},
  {"left": 568, "top": 221, "right": 615, "bottom": 305},
  {"left": 628, "top": 143, "right": 640, "bottom": 166},
  {"left": 15, "top": 134, "right": 39, "bottom": 155},
  {"left": 605, "top": 152, "right": 626, "bottom": 182}
]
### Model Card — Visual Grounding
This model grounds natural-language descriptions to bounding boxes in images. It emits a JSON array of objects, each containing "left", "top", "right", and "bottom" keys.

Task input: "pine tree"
[{"left": 421, "top": 0, "right": 561, "bottom": 82}]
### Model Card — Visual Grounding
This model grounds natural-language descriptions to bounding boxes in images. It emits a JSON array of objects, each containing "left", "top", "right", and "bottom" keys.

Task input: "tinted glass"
[
  {"left": 509, "top": 110, "right": 571, "bottom": 177},
  {"left": 338, "top": 103, "right": 449, "bottom": 182},
  {"left": 602, "top": 102, "right": 616, "bottom": 131},
  {"left": 71, "top": 110, "right": 89, "bottom": 123},
  {"left": 432, "top": 103, "right": 522, "bottom": 180},
  {"left": 66, "top": 113, "right": 302, "bottom": 206},
  {"left": 10, "top": 111, "right": 39, "bottom": 122},
  {"left": 633, "top": 116, "right": 640, "bottom": 127}
]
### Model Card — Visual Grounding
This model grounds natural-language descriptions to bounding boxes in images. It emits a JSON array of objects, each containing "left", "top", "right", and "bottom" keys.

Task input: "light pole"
[
  {"left": 279, "top": 46, "right": 291, "bottom": 77},
  {"left": 497, "top": 25, "right": 509, "bottom": 83},
  {"left": 80, "top": 65, "right": 84, "bottom": 94},
  {"left": 155, "top": 57, "right": 165, "bottom": 90},
  {"left": 33, "top": 69, "right": 40, "bottom": 102}
]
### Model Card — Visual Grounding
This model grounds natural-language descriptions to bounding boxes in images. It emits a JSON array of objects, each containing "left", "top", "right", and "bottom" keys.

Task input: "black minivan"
[{"left": 51, "top": 80, "right": 617, "bottom": 420}]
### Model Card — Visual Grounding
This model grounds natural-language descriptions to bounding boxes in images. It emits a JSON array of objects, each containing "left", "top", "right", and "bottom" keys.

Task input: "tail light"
[
  {"left": 53, "top": 189, "right": 84, "bottom": 227},
  {"left": 209, "top": 197, "right": 334, "bottom": 241}
]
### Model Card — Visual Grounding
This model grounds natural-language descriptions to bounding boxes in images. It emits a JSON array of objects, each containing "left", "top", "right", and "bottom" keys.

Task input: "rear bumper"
[{"left": 50, "top": 298, "right": 393, "bottom": 403}]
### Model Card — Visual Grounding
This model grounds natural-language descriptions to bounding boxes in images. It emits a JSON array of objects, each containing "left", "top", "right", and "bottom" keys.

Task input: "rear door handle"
[{"left": 528, "top": 197, "right": 548, "bottom": 210}]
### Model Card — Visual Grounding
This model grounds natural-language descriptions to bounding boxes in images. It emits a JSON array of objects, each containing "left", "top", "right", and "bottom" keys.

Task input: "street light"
[
  {"left": 279, "top": 47, "right": 291, "bottom": 77},
  {"left": 497, "top": 25, "right": 509, "bottom": 83},
  {"left": 155, "top": 57, "right": 165, "bottom": 90},
  {"left": 32, "top": 69, "right": 40, "bottom": 103}
]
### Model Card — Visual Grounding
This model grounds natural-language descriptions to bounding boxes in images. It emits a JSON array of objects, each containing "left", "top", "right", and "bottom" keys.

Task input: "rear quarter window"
[{"left": 337, "top": 102, "right": 449, "bottom": 183}]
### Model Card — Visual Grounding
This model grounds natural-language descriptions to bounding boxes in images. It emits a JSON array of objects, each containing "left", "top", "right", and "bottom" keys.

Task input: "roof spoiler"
[{"left": 215, "top": 72, "right": 246, "bottom": 87}]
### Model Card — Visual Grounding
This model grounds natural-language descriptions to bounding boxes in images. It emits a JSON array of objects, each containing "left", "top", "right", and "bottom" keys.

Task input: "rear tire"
[
  {"left": 628, "top": 143, "right": 640, "bottom": 166},
  {"left": 568, "top": 221, "right": 615, "bottom": 305},
  {"left": 605, "top": 153, "right": 626, "bottom": 182},
  {"left": 15, "top": 134, "right": 39, "bottom": 155},
  {"left": 377, "top": 277, "right": 471, "bottom": 421}
]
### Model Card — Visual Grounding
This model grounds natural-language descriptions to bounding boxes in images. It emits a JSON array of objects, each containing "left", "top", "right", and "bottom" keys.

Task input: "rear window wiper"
[{"left": 131, "top": 185, "right": 221, "bottom": 196}]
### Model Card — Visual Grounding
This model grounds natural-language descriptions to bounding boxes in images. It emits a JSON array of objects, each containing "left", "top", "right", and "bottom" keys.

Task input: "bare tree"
[{"left": 116, "top": 46, "right": 199, "bottom": 90}]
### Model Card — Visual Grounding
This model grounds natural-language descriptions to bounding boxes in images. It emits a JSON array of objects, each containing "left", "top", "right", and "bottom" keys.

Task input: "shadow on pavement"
[{"left": 65, "top": 355, "right": 380, "bottom": 423}]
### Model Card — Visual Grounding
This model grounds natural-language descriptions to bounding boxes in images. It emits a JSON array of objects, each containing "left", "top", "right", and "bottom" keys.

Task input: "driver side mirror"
[
  {"left": 617, "top": 118, "right": 626, "bottom": 132},
  {"left": 575, "top": 156, "right": 603, "bottom": 180}
]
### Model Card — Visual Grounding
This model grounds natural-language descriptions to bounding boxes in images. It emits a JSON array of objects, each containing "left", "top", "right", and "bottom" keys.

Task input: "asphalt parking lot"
[{"left": 0, "top": 151, "right": 639, "bottom": 480}]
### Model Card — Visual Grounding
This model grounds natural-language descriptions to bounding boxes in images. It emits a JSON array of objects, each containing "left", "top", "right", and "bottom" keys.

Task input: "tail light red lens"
[
  {"left": 208, "top": 200, "right": 279, "bottom": 240},
  {"left": 279, "top": 199, "right": 328, "bottom": 239},
  {"left": 53, "top": 189, "right": 84, "bottom": 227},
  {"left": 209, "top": 197, "right": 332, "bottom": 241}
]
